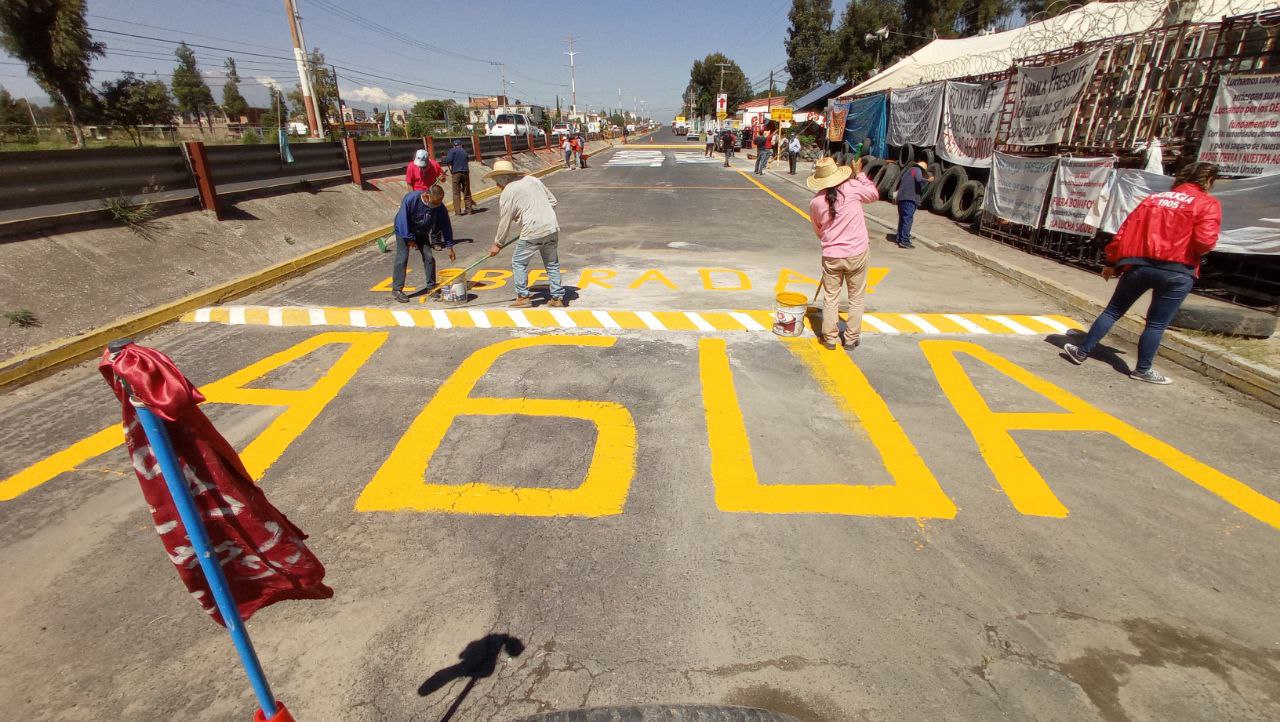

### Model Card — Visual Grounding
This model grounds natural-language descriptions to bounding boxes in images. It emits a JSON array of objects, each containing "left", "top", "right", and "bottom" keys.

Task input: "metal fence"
[
  {"left": 204, "top": 141, "right": 349, "bottom": 187},
  {"left": 0, "top": 145, "right": 193, "bottom": 212}
]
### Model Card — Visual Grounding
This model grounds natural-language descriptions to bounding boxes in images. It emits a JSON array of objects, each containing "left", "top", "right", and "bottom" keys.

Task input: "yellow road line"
[
  {"left": 180, "top": 305, "right": 1081, "bottom": 336},
  {"left": 735, "top": 170, "right": 811, "bottom": 222}
]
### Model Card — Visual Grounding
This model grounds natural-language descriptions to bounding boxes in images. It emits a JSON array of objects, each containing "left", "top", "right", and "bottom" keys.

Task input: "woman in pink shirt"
[{"left": 806, "top": 156, "right": 880, "bottom": 349}]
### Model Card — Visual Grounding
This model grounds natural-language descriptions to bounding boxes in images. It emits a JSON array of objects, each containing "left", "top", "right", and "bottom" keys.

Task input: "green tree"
[
  {"left": 98, "top": 72, "right": 174, "bottom": 146},
  {"left": 958, "top": 0, "right": 1014, "bottom": 35},
  {"left": 903, "top": 0, "right": 965, "bottom": 44},
  {"left": 784, "top": 0, "right": 834, "bottom": 98},
  {"left": 259, "top": 84, "right": 289, "bottom": 131},
  {"left": 409, "top": 98, "right": 465, "bottom": 132},
  {"left": 0, "top": 0, "right": 104, "bottom": 147},
  {"left": 171, "top": 42, "right": 214, "bottom": 128},
  {"left": 1019, "top": 0, "right": 1074, "bottom": 21},
  {"left": 0, "top": 86, "right": 36, "bottom": 144},
  {"left": 221, "top": 57, "right": 248, "bottom": 121},
  {"left": 825, "top": 0, "right": 905, "bottom": 83},
  {"left": 689, "top": 53, "right": 750, "bottom": 117}
]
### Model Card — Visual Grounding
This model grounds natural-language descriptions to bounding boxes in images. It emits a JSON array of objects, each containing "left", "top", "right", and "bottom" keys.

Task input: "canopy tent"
[
  {"left": 840, "top": 0, "right": 1278, "bottom": 97},
  {"left": 792, "top": 80, "right": 854, "bottom": 112}
]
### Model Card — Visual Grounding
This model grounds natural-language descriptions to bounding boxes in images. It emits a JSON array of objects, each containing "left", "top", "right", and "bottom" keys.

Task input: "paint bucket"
[
  {"left": 442, "top": 278, "right": 469, "bottom": 305},
  {"left": 773, "top": 292, "right": 809, "bottom": 337}
]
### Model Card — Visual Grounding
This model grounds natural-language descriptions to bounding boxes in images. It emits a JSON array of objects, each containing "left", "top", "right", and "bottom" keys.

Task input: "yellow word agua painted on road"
[
  {"left": 699, "top": 337, "right": 956, "bottom": 517},
  {"left": 0, "top": 332, "right": 386, "bottom": 501},
  {"left": 371, "top": 266, "right": 890, "bottom": 296},
  {"left": 923, "top": 340, "right": 1280, "bottom": 529},
  {"left": 356, "top": 335, "right": 637, "bottom": 516}
]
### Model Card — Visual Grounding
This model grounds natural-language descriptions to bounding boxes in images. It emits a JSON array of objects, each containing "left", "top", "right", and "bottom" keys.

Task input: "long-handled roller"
[{"left": 416, "top": 238, "right": 516, "bottom": 300}]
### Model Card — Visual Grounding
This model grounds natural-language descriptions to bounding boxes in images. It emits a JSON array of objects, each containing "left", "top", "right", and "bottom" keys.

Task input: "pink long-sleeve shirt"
[{"left": 808, "top": 173, "right": 880, "bottom": 258}]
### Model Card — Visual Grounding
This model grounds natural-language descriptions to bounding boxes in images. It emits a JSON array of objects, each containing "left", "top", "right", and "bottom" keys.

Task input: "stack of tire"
[{"left": 866, "top": 144, "right": 986, "bottom": 223}]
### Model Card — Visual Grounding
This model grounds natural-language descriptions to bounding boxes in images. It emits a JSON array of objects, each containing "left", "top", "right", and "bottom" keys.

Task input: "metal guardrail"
[
  {"left": 0, "top": 146, "right": 193, "bottom": 212},
  {"left": 204, "top": 142, "right": 348, "bottom": 187}
]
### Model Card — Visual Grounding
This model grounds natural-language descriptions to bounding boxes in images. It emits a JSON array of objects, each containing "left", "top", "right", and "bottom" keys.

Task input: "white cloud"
[
  {"left": 254, "top": 76, "right": 280, "bottom": 89},
  {"left": 345, "top": 86, "right": 391, "bottom": 105},
  {"left": 392, "top": 93, "right": 421, "bottom": 106}
]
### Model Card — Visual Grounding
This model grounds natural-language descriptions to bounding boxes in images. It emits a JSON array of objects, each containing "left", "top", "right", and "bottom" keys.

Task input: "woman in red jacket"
[{"left": 1063, "top": 162, "right": 1221, "bottom": 385}]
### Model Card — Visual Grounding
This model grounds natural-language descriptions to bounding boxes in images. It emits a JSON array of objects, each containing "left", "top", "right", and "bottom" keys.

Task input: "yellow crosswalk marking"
[{"left": 182, "top": 305, "right": 1082, "bottom": 336}]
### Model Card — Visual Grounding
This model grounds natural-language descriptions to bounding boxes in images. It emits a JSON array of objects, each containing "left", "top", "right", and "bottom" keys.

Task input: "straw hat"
[
  {"left": 806, "top": 156, "right": 853, "bottom": 191},
  {"left": 483, "top": 159, "right": 525, "bottom": 180}
]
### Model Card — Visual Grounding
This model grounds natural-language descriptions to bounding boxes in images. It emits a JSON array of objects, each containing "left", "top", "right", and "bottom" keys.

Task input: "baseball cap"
[{"left": 414, "top": 149, "right": 428, "bottom": 167}]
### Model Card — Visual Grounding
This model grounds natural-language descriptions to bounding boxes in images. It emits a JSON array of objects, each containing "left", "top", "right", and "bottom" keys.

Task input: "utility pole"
[
  {"left": 564, "top": 36, "right": 578, "bottom": 119},
  {"left": 493, "top": 62, "right": 508, "bottom": 102},
  {"left": 283, "top": 0, "right": 322, "bottom": 138},
  {"left": 22, "top": 96, "right": 38, "bottom": 127},
  {"left": 330, "top": 65, "right": 347, "bottom": 138},
  {"left": 617, "top": 87, "right": 622, "bottom": 118}
]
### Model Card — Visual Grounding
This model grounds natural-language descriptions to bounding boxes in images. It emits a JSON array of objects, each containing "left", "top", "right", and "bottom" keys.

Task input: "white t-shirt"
[
  {"left": 788, "top": 137, "right": 801, "bottom": 153},
  {"left": 495, "top": 175, "right": 559, "bottom": 242}
]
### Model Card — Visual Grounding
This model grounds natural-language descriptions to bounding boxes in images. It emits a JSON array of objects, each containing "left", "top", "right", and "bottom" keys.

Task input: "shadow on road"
[
  {"left": 1045, "top": 331, "right": 1132, "bottom": 375},
  {"left": 419, "top": 633, "right": 526, "bottom": 721}
]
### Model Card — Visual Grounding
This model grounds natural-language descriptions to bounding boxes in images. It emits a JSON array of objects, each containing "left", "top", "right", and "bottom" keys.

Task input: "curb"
[
  {"left": 764, "top": 167, "right": 1280, "bottom": 409},
  {"left": 0, "top": 144, "right": 606, "bottom": 392}
]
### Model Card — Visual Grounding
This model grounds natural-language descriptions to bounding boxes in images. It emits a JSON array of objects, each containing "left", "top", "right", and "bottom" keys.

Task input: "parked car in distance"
[
  {"left": 488, "top": 113, "right": 539, "bottom": 137},
  {"left": 552, "top": 123, "right": 570, "bottom": 136}
]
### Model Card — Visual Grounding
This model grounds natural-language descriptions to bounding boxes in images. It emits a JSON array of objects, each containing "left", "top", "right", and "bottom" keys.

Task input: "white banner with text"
[
  {"left": 1045, "top": 156, "right": 1117, "bottom": 236},
  {"left": 935, "top": 80, "right": 1006, "bottom": 168},
  {"left": 888, "top": 82, "right": 944, "bottom": 148},
  {"left": 1008, "top": 50, "right": 1101, "bottom": 146},
  {"left": 984, "top": 152, "right": 1059, "bottom": 227}
]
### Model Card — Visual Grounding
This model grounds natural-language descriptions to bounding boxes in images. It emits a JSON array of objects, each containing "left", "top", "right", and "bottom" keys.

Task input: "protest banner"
[
  {"left": 1007, "top": 50, "right": 1101, "bottom": 146},
  {"left": 1196, "top": 73, "right": 1280, "bottom": 176},
  {"left": 1045, "top": 156, "right": 1117, "bottom": 236},
  {"left": 984, "top": 152, "right": 1059, "bottom": 227},
  {"left": 827, "top": 99, "right": 847, "bottom": 142},
  {"left": 888, "top": 82, "right": 944, "bottom": 147},
  {"left": 936, "top": 80, "right": 1007, "bottom": 168}
]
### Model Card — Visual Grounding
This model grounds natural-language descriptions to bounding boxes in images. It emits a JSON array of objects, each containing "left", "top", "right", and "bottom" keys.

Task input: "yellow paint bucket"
[{"left": 773, "top": 291, "right": 810, "bottom": 337}]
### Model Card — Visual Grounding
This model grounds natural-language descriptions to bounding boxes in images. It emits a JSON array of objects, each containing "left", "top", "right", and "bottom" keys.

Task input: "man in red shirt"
[
  {"left": 1063, "top": 161, "right": 1221, "bottom": 385},
  {"left": 405, "top": 149, "right": 443, "bottom": 191}
]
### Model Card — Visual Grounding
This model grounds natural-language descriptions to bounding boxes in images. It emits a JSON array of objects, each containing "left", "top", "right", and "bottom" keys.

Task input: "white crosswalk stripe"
[
  {"left": 673, "top": 152, "right": 721, "bottom": 164},
  {"left": 605, "top": 150, "right": 664, "bottom": 168}
]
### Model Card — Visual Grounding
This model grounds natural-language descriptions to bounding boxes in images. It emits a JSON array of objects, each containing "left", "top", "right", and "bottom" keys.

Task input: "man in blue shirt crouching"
[{"left": 392, "top": 185, "right": 456, "bottom": 303}]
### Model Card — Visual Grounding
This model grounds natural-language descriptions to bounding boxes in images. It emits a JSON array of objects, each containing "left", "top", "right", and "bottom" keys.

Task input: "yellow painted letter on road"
[
  {"left": 698, "top": 337, "right": 956, "bottom": 518},
  {"left": 0, "top": 331, "right": 386, "bottom": 501},
  {"left": 199, "top": 331, "right": 388, "bottom": 479},
  {"left": 357, "top": 335, "right": 637, "bottom": 516},
  {"left": 576, "top": 268, "right": 616, "bottom": 289},
  {"left": 628, "top": 269, "right": 678, "bottom": 290},
  {"left": 469, "top": 269, "right": 511, "bottom": 290},
  {"left": 698, "top": 268, "right": 752, "bottom": 291},
  {"left": 922, "top": 340, "right": 1280, "bottom": 529},
  {"left": 773, "top": 268, "right": 819, "bottom": 295}
]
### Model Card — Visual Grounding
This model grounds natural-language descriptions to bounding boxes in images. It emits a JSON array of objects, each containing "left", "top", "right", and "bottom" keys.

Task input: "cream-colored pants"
[{"left": 820, "top": 252, "right": 869, "bottom": 345}]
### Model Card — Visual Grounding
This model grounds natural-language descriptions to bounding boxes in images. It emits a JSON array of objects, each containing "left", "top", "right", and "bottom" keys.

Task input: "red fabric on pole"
[{"left": 100, "top": 343, "right": 333, "bottom": 626}]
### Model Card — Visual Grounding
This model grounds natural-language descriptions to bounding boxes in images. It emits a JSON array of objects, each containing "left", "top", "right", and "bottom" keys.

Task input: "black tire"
[
  {"left": 1170, "top": 302, "right": 1277, "bottom": 338},
  {"left": 861, "top": 157, "right": 885, "bottom": 182},
  {"left": 949, "top": 179, "right": 986, "bottom": 221},
  {"left": 897, "top": 143, "right": 914, "bottom": 165},
  {"left": 930, "top": 165, "right": 968, "bottom": 213},
  {"left": 512, "top": 705, "right": 801, "bottom": 722},
  {"left": 920, "top": 147, "right": 936, "bottom": 166},
  {"left": 877, "top": 163, "right": 902, "bottom": 199}
]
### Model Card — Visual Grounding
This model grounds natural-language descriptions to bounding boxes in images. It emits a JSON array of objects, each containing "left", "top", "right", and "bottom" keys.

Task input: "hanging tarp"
[
  {"left": 1099, "top": 169, "right": 1174, "bottom": 234},
  {"left": 1197, "top": 72, "right": 1280, "bottom": 177},
  {"left": 1007, "top": 50, "right": 1101, "bottom": 146},
  {"left": 1103, "top": 170, "right": 1280, "bottom": 254},
  {"left": 887, "top": 82, "right": 944, "bottom": 148},
  {"left": 830, "top": 93, "right": 888, "bottom": 158},
  {"left": 984, "top": 152, "right": 1059, "bottom": 227},
  {"left": 935, "top": 80, "right": 1007, "bottom": 168},
  {"left": 1045, "top": 156, "right": 1117, "bottom": 237}
]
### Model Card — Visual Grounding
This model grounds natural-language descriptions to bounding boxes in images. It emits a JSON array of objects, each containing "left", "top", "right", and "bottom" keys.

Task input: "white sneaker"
[{"left": 1130, "top": 369, "right": 1172, "bottom": 385}]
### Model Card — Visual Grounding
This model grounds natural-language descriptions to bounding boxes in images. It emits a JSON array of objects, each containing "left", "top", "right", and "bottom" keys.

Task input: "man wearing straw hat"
[
  {"left": 485, "top": 159, "right": 565, "bottom": 308},
  {"left": 806, "top": 156, "right": 880, "bottom": 350}
]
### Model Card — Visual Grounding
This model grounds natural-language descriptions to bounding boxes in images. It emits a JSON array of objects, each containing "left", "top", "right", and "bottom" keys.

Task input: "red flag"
[{"left": 101, "top": 343, "right": 333, "bottom": 626}]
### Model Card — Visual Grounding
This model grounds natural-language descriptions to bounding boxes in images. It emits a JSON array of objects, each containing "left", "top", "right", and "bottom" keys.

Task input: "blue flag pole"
[{"left": 117, "top": 359, "right": 281, "bottom": 720}]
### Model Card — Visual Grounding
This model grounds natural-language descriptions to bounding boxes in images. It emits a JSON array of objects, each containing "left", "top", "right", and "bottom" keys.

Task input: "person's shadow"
[
  {"left": 1045, "top": 330, "right": 1131, "bottom": 375},
  {"left": 418, "top": 633, "right": 526, "bottom": 721}
]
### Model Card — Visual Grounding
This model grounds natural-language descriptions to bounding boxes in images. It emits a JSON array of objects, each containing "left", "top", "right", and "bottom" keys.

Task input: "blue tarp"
[{"left": 831, "top": 93, "right": 887, "bottom": 158}]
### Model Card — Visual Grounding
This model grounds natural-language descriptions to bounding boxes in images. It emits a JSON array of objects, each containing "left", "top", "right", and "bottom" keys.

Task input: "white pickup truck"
[{"left": 488, "top": 113, "right": 545, "bottom": 139}]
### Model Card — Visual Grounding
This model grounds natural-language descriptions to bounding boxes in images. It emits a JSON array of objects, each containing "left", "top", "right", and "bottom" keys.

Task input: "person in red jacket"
[
  {"left": 1063, "top": 161, "right": 1221, "bottom": 385},
  {"left": 405, "top": 149, "right": 443, "bottom": 191}
]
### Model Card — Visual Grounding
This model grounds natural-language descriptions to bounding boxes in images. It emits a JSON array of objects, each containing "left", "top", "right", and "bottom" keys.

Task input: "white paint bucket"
[
  {"left": 772, "top": 292, "right": 809, "bottom": 337},
  {"left": 442, "top": 279, "right": 468, "bottom": 304}
]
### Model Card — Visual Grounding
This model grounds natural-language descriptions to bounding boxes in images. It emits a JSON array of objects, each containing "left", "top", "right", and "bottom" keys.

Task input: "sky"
[{"left": 0, "top": 0, "right": 855, "bottom": 119}]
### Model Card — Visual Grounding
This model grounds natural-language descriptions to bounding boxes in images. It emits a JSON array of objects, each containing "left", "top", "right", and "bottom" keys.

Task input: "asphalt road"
[{"left": 1, "top": 139, "right": 1278, "bottom": 721}]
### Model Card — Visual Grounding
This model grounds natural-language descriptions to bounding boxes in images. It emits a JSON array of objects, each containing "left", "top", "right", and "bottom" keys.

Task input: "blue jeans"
[
  {"left": 1079, "top": 265, "right": 1195, "bottom": 372},
  {"left": 896, "top": 200, "right": 918, "bottom": 244},
  {"left": 512, "top": 232, "right": 563, "bottom": 299},
  {"left": 754, "top": 148, "right": 771, "bottom": 174},
  {"left": 392, "top": 234, "right": 435, "bottom": 293}
]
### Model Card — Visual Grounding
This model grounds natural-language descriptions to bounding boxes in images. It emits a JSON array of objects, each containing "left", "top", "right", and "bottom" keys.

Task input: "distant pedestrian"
[
  {"left": 622, "top": 125, "right": 629, "bottom": 143},
  {"left": 1063, "top": 161, "right": 1221, "bottom": 385},
  {"left": 705, "top": 127, "right": 716, "bottom": 157},
  {"left": 561, "top": 135, "right": 573, "bottom": 169},
  {"left": 754, "top": 121, "right": 776, "bottom": 175},
  {"left": 576, "top": 133, "right": 588, "bottom": 168},
  {"left": 570, "top": 135, "right": 583, "bottom": 169},
  {"left": 787, "top": 134, "right": 802, "bottom": 175},
  {"left": 443, "top": 138, "right": 476, "bottom": 215},
  {"left": 485, "top": 159, "right": 565, "bottom": 308},
  {"left": 405, "top": 148, "right": 443, "bottom": 192},
  {"left": 722, "top": 130, "right": 736, "bottom": 167},
  {"left": 895, "top": 160, "right": 931, "bottom": 249},
  {"left": 390, "top": 185, "right": 455, "bottom": 304},
  {"left": 806, "top": 156, "right": 880, "bottom": 350}
]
